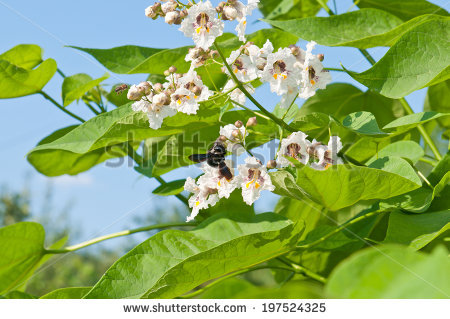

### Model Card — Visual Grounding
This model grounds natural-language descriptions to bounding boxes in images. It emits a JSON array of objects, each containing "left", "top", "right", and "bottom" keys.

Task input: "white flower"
[
  {"left": 279, "top": 86, "right": 298, "bottom": 109},
  {"left": 261, "top": 48, "right": 301, "bottom": 95},
  {"left": 131, "top": 95, "right": 176, "bottom": 130},
  {"left": 229, "top": 0, "right": 260, "bottom": 42},
  {"left": 223, "top": 80, "right": 254, "bottom": 105},
  {"left": 171, "top": 69, "right": 212, "bottom": 114},
  {"left": 184, "top": 177, "right": 219, "bottom": 222},
  {"left": 179, "top": 1, "right": 224, "bottom": 50},
  {"left": 220, "top": 123, "right": 248, "bottom": 153},
  {"left": 310, "top": 136, "right": 343, "bottom": 170},
  {"left": 226, "top": 49, "right": 259, "bottom": 82},
  {"left": 277, "top": 131, "right": 310, "bottom": 167},
  {"left": 299, "top": 41, "right": 332, "bottom": 99},
  {"left": 237, "top": 157, "right": 275, "bottom": 205},
  {"left": 199, "top": 160, "right": 239, "bottom": 199},
  {"left": 185, "top": 47, "right": 208, "bottom": 69}
]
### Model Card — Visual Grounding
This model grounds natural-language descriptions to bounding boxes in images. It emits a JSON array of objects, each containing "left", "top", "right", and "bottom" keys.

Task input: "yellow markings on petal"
[
  {"left": 177, "top": 100, "right": 181, "bottom": 105},
  {"left": 196, "top": 27, "right": 202, "bottom": 34},
  {"left": 206, "top": 27, "right": 210, "bottom": 33},
  {"left": 186, "top": 96, "right": 190, "bottom": 100},
  {"left": 218, "top": 180, "right": 221, "bottom": 187},
  {"left": 310, "top": 79, "right": 316, "bottom": 85},
  {"left": 325, "top": 163, "right": 332, "bottom": 169},
  {"left": 255, "top": 182, "right": 260, "bottom": 189},
  {"left": 194, "top": 95, "right": 199, "bottom": 99},
  {"left": 243, "top": 20, "right": 247, "bottom": 25},
  {"left": 245, "top": 180, "right": 252, "bottom": 188},
  {"left": 234, "top": 68, "right": 239, "bottom": 74},
  {"left": 273, "top": 74, "right": 278, "bottom": 80},
  {"left": 195, "top": 201, "right": 200, "bottom": 206},
  {"left": 282, "top": 74, "right": 287, "bottom": 80},
  {"left": 246, "top": 179, "right": 260, "bottom": 189}
]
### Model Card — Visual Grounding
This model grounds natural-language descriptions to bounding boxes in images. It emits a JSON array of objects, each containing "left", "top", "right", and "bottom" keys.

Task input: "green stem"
[
  {"left": 126, "top": 143, "right": 189, "bottom": 206},
  {"left": 38, "top": 91, "right": 85, "bottom": 123},
  {"left": 57, "top": 68, "right": 66, "bottom": 78},
  {"left": 316, "top": 0, "right": 334, "bottom": 15},
  {"left": 214, "top": 40, "right": 296, "bottom": 133},
  {"left": 44, "top": 222, "right": 197, "bottom": 254},
  {"left": 398, "top": 98, "right": 442, "bottom": 160},
  {"left": 324, "top": 67, "right": 345, "bottom": 72},
  {"left": 278, "top": 257, "right": 326, "bottom": 284},
  {"left": 418, "top": 157, "right": 438, "bottom": 166},
  {"left": 358, "top": 49, "right": 377, "bottom": 65},
  {"left": 230, "top": 100, "right": 270, "bottom": 120},
  {"left": 296, "top": 210, "right": 382, "bottom": 250},
  {"left": 179, "top": 265, "right": 300, "bottom": 299},
  {"left": 84, "top": 102, "right": 100, "bottom": 115}
]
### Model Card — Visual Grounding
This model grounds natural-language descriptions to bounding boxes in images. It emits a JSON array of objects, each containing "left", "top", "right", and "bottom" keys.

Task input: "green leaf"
[
  {"left": 273, "top": 103, "right": 298, "bottom": 123},
  {"left": 291, "top": 112, "right": 332, "bottom": 132},
  {"left": 424, "top": 80, "right": 450, "bottom": 129},
  {"left": 383, "top": 112, "right": 450, "bottom": 131},
  {"left": 342, "top": 111, "right": 387, "bottom": 136},
  {"left": 0, "top": 44, "right": 43, "bottom": 69},
  {"left": 69, "top": 45, "right": 165, "bottom": 74},
  {"left": 356, "top": 0, "right": 449, "bottom": 21},
  {"left": 84, "top": 212, "right": 302, "bottom": 298},
  {"left": 40, "top": 287, "right": 91, "bottom": 299},
  {"left": 297, "top": 83, "right": 404, "bottom": 127},
  {"left": 0, "top": 222, "right": 45, "bottom": 294},
  {"left": 344, "top": 19, "right": 450, "bottom": 98},
  {"left": 62, "top": 73, "right": 109, "bottom": 106},
  {"left": 428, "top": 153, "right": 450, "bottom": 185},
  {"left": 27, "top": 102, "right": 221, "bottom": 176},
  {"left": 380, "top": 187, "right": 433, "bottom": 213},
  {"left": 259, "top": 0, "right": 321, "bottom": 21},
  {"left": 0, "top": 58, "right": 57, "bottom": 99},
  {"left": 384, "top": 210, "right": 450, "bottom": 250},
  {"left": 271, "top": 165, "right": 421, "bottom": 211},
  {"left": 326, "top": 245, "right": 450, "bottom": 298},
  {"left": 1, "top": 291, "right": 37, "bottom": 299},
  {"left": 368, "top": 156, "right": 421, "bottom": 185},
  {"left": 366, "top": 140, "right": 424, "bottom": 165},
  {"left": 152, "top": 179, "right": 186, "bottom": 196}
]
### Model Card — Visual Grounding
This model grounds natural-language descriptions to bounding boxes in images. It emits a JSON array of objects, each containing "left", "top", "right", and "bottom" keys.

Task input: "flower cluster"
[
  {"left": 128, "top": 67, "right": 211, "bottom": 129},
  {"left": 184, "top": 118, "right": 274, "bottom": 221},
  {"left": 277, "top": 131, "right": 343, "bottom": 170}
]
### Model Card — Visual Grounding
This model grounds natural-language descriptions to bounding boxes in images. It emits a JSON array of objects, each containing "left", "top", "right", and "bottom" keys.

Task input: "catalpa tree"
[{"left": 0, "top": 0, "right": 449, "bottom": 299}]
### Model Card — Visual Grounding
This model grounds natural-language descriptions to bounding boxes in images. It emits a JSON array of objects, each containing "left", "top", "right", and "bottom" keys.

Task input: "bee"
[
  {"left": 115, "top": 84, "right": 128, "bottom": 94},
  {"left": 188, "top": 141, "right": 233, "bottom": 180},
  {"left": 307, "top": 66, "right": 316, "bottom": 85}
]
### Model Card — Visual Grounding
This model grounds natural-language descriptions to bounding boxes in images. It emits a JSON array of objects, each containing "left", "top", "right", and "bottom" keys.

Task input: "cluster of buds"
[
  {"left": 216, "top": 0, "right": 241, "bottom": 21},
  {"left": 185, "top": 47, "right": 218, "bottom": 68},
  {"left": 145, "top": 0, "right": 188, "bottom": 25},
  {"left": 127, "top": 81, "right": 152, "bottom": 101}
]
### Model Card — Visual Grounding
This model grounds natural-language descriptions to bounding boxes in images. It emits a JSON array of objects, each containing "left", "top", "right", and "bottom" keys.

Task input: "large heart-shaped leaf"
[
  {"left": 424, "top": 80, "right": 450, "bottom": 129},
  {"left": 384, "top": 210, "right": 450, "bottom": 250},
  {"left": 40, "top": 287, "right": 91, "bottom": 299},
  {"left": 271, "top": 165, "right": 420, "bottom": 211},
  {"left": 27, "top": 102, "right": 221, "bottom": 176},
  {"left": 0, "top": 222, "right": 45, "bottom": 294},
  {"left": 69, "top": 45, "right": 165, "bottom": 74},
  {"left": 326, "top": 245, "right": 450, "bottom": 298},
  {"left": 0, "top": 58, "right": 57, "bottom": 99},
  {"left": 259, "top": 0, "right": 321, "bottom": 21},
  {"left": 84, "top": 212, "right": 302, "bottom": 298},
  {"left": 0, "top": 44, "right": 43, "bottom": 69},
  {"left": 355, "top": 0, "right": 449, "bottom": 21},
  {"left": 265, "top": 12, "right": 446, "bottom": 49},
  {"left": 366, "top": 140, "right": 424, "bottom": 165},
  {"left": 342, "top": 111, "right": 387, "bottom": 136},
  {"left": 368, "top": 156, "right": 421, "bottom": 185},
  {"left": 344, "top": 19, "right": 450, "bottom": 98}
]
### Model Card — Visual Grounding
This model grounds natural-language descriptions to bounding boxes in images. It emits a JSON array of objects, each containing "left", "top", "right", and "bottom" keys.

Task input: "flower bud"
[
  {"left": 168, "top": 66, "right": 177, "bottom": 73},
  {"left": 137, "top": 81, "right": 152, "bottom": 95},
  {"left": 153, "top": 82, "right": 163, "bottom": 93},
  {"left": 209, "top": 50, "right": 219, "bottom": 58},
  {"left": 164, "top": 69, "right": 171, "bottom": 76},
  {"left": 127, "top": 85, "right": 142, "bottom": 101},
  {"left": 223, "top": 6, "right": 238, "bottom": 20},
  {"left": 180, "top": 9, "right": 188, "bottom": 18},
  {"left": 246, "top": 116, "right": 257, "bottom": 127},
  {"left": 161, "top": 0, "right": 178, "bottom": 14},
  {"left": 266, "top": 160, "right": 277, "bottom": 169},
  {"left": 218, "top": 135, "right": 228, "bottom": 142},
  {"left": 234, "top": 120, "right": 243, "bottom": 128},
  {"left": 192, "top": 86, "right": 202, "bottom": 96},
  {"left": 145, "top": 3, "right": 161, "bottom": 19},
  {"left": 317, "top": 53, "right": 324, "bottom": 62},
  {"left": 165, "top": 10, "right": 180, "bottom": 25},
  {"left": 231, "top": 129, "right": 241, "bottom": 139},
  {"left": 289, "top": 45, "right": 300, "bottom": 56},
  {"left": 152, "top": 93, "right": 167, "bottom": 106}
]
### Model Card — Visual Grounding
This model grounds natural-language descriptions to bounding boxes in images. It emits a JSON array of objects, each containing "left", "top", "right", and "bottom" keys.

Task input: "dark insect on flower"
[
  {"left": 188, "top": 141, "right": 233, "bottom": 180},
  {"left": 115, "top": 84, "right": 128, "bottom": 94}
]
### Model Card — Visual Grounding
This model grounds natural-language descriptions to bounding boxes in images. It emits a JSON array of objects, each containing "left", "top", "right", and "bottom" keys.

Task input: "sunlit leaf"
[
  {"left": 0, "top": 44, "right": 43, "bottom": 69},
  {"left": 62, "top": 73, "right": 109, "bottom": 106}
]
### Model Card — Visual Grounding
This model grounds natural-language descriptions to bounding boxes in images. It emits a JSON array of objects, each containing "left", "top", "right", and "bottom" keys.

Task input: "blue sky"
[{"left": 0, "top": 0, "right": 448, "bottom": 250}]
